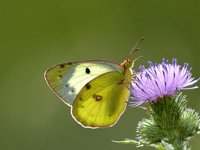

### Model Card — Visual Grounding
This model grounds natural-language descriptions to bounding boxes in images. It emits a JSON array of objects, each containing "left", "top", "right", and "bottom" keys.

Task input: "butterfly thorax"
[{"left": 119, "top": 59, "right": 134, "bottom": 84}]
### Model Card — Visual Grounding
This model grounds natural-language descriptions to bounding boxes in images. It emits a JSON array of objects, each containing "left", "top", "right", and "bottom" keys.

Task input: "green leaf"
[{"left": 112, "top": 138, "right": 138, "bottom": 144}]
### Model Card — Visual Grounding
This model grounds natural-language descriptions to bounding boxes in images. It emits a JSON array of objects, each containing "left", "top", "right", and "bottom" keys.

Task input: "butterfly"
[{"left": 44, "top": 38, "right": 143, "bottom": 129}]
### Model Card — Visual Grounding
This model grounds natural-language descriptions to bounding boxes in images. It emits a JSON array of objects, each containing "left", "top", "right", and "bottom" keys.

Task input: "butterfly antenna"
[
  {"left": 128, "top": 37, "right": 144, "bottom": 59},
  {"left": 134, "top": 55, "right": 147, "bottom": 63}
]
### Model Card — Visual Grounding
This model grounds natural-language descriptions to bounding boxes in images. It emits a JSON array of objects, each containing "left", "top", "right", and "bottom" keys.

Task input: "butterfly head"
[
  {"left": 121, "top": 37, "right": 144, "bottom": 70},
  {"left": 120, "top": 59, "right": 134, "bottom": 70}
]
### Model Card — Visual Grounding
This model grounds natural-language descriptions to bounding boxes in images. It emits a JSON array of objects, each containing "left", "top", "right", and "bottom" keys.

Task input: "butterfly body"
[{"left": 44, "top": 59, "right": 134, "bottom": 128}]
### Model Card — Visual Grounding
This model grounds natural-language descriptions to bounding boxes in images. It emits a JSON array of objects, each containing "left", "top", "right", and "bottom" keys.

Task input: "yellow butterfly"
[{"left": 44, "top": 38, "right": 143, "bottom": 129}]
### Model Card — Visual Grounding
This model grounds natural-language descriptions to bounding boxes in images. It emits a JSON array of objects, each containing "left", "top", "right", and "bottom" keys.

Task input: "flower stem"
[{"left": 149, "top": 95, "right": 187, "bottom": 150}]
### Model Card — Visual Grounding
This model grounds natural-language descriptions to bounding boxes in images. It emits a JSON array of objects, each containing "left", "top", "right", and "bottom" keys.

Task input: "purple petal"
[{"left": 129, "top": 58, "right": 199, "bottom": 107}]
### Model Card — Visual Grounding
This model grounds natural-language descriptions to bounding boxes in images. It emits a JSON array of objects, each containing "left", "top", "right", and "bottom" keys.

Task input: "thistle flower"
[
  {"left": 129, "top": 58, "right": 199, "bottom": 106},
  {"left": 114, "top": 58, "right": 200, "bottom": 150}
]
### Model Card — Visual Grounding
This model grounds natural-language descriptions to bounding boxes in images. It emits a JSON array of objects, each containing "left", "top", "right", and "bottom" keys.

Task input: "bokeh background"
[{"left": 1, "top": 0, "right": 200, "bottom": 150}]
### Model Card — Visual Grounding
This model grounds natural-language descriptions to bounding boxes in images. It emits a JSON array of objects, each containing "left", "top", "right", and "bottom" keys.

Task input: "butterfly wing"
[
  {"left": 44, "top": 60, "right": 122, "bottom": 106},
  {"left": 72, "top": 71, "right": 132, "bottom": 128}
]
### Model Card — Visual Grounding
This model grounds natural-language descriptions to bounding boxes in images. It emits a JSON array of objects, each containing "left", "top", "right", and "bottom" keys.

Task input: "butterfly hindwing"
[
  {"left": 72, "top": 71, "right": 131, "bottom": 128},
  {"left": 44, "top": 60, "right": 122, "bottom": 106}
]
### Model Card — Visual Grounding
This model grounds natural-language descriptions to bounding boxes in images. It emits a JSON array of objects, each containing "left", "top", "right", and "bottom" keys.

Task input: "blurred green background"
[{"left": 1, "top": 0, "right": 200, "bottom": 150}]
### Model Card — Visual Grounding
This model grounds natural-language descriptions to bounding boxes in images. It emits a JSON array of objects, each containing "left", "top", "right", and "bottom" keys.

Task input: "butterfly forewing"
[{"left": 44, "top": 60, "right": 122, "bottom": 106}]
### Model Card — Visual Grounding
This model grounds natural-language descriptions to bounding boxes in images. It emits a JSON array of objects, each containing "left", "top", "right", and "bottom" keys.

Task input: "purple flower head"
[{"left": 129, "top": 58, "right": 199, "bottom": 107}]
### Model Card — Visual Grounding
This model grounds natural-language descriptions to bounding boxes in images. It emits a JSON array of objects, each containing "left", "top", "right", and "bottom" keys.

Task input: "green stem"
[
  {"left": 168, "top": 138, "right": 183, "bottom": 150},
  {"left": 150, "top": 96, "right": 185, "bottom": 150},
  {"left": 135, "top": 94, "right": 199, "bottom": 150}
]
